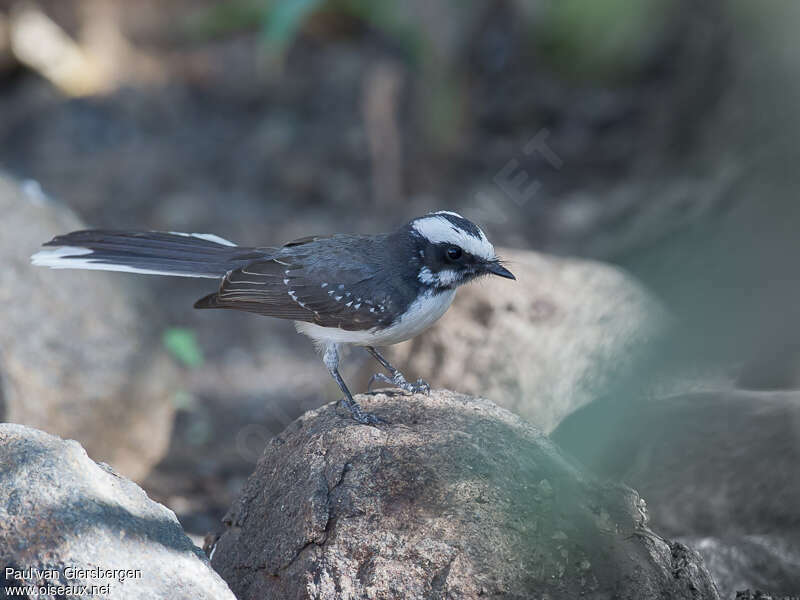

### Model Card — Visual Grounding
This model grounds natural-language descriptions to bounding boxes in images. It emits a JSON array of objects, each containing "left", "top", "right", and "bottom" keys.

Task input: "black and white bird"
[{"left": 32, "top": 211, "right": 515, "bottom": 424}]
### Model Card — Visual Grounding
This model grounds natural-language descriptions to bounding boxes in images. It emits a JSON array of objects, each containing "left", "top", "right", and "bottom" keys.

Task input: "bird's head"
[{"left": 400, "top": 211, "right": 515, "bottom": 290}]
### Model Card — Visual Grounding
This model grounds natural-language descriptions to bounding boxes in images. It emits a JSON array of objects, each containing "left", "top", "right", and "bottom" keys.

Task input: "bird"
[{"left": 31, "top": 211, "right": 515, "bottom": 424}]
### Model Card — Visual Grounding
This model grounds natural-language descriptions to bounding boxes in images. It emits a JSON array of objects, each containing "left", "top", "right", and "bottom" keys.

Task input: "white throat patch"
[
  {"left": 418, "top": 266, "right": 460, "bottom": 288},
  {"left": 411, "top": 212, "right": 495, "bottom": 260}
]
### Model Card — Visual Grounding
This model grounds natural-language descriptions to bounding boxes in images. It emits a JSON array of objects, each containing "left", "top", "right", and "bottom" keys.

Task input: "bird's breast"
[
  {"left": 294, "top": 288, "right": 455, "bottom": 347},
  {"left": 373, "top": 287, "right": 456, "bottom": 345}
]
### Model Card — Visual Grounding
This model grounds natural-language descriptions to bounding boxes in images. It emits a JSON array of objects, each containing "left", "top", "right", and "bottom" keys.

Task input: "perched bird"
[{"left": 32, "top": 211, "right": 515, "bottom": 424}]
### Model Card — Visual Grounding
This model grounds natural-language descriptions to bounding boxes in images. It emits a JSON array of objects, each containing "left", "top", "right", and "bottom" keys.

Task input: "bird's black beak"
[{"left": 485, "top": 261, "right": 515, "bottom": 280}]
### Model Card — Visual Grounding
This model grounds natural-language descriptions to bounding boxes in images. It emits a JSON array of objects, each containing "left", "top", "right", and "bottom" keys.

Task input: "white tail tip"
[
  {"left": 30, "top": 245, "right": 217, "bottom": 278},
  {"left": 31, "top": 246, "right": 93, "bottom": 268}
]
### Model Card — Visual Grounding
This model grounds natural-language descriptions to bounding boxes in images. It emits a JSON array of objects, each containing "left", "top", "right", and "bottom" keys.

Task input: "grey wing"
[
  {"left": 194, "top": 236, "right": 393, "bottom": 330},
  {"left": 194, "top": 259, "right": 314, "bottom": 320}
]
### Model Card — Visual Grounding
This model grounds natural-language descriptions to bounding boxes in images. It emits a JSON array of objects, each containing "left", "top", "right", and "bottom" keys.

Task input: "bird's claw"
[
  {"left": 368, "top": 372, "right": 430, "bottom": 395},
  {"left": 407, "top": 377, "right": 431, "bottom": 394},
  {"left": 353, "top": 409, "right": 386, "bottom": 425},
  {"left": 338, "top": 396, "right": 386, "bottom": 425}
]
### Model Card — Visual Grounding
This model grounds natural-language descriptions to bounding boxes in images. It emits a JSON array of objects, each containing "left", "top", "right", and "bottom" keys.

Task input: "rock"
[
  {"left": 359, "top": 248, "right": 668, "bottom": 433},
  {"left": 552, "top": 390, "right": 800, "bottom": 537},
  {"left": 681, "top": 535, "right": 800, "bottom": 599},
  {"left": 552, "top": 389, "right": 800, "bottom": 596},
  {"left": 0, "top": 174, "right": 177, "bottom": 480},
  {"left": 735, "top": 591, "right": 798, "bottom": 600},
  {"left": 0, "top": 423, "right": 236, "bottom": 600},
  {"left": 209, "top": 389, "right": 719, "bottom": 600},
  {"left": 736, "top": 344, "right": 800, "bottom": 391}
]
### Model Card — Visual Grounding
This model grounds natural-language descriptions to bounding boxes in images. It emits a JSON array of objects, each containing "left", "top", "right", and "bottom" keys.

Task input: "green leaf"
[{"left": 163, "top": 327, "right": 204, "bottom": 369}]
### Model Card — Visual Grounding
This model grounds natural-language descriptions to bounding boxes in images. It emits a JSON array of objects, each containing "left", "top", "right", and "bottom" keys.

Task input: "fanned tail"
[{"left": 32, "top": 230, "right": 265, "bottom": 278}]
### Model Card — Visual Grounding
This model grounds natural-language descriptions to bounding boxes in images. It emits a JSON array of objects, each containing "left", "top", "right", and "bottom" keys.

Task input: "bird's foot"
[
  {"left": 368, "top": 371, "right": 431, "bottom": 395},
  {"left": 338, "top": 395, "right": 386, "bottom": 425}
]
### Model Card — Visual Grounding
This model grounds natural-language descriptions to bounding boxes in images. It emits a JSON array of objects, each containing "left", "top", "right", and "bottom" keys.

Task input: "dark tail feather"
[
  {"left": 194, "top": 293, "right": 272, "bottom": 315},
  {"left": 32, "top": 230, "right": 265, "bottom": 278},
  {"left": 194, "top": 292, "right": 221, "bottom": 309}
]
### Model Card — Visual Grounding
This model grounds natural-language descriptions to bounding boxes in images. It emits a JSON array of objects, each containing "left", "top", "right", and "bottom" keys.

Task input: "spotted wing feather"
[{"left": 195, "top": 235, "right": 399, "bottom": 330}]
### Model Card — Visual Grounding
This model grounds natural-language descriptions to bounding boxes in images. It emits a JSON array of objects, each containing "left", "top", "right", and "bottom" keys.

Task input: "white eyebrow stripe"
[{"left": 411, "top": 215, "right": 495, "bottom": 260}]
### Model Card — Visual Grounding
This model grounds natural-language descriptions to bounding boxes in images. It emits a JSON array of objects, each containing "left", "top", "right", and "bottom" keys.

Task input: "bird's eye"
[{"left": 446, "top": 246, "right": 462, "bottom": 261}]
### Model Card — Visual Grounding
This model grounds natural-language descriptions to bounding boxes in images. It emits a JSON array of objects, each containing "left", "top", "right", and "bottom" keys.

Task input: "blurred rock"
[
  {"left": 552, "top": 390, "right": 800, "bottom": 535},
  {"left": 359, "top": 248, "right": 668, "bottom": 433},
  {"left": 0, "top": 423, "right": 235, "bottom": 599},
  {"left": 682, "top": 535, "right": 800, "bottom": 600},
  {"left": 735, "top": 591, "right": 798, "bottom": 600},
  {"left": 0, "top": 174, "right": 177, "bottom": 480},
  {"left": 552, "top": 389, "right": 800, "bottom": 596},
  {"left": 736, "top": 345, "right": 800, "bottom": 391},
  {"left": 209, "top": 389, "right": 719, "bottom": 600}
]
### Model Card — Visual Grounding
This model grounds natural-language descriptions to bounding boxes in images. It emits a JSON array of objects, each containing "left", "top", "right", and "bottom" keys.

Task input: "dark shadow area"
[{"left": 3, "top": 498, "right": 198, "bottom": 557}]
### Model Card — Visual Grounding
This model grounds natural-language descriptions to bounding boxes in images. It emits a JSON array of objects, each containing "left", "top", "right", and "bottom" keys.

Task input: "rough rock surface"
[
  {"left": 0, "top": 174, "right": 177, "bottom": 480},
  {"left": 209, "top": 389, "right": 719, "bottom": 600},
  {"left": 0, "top": 423, "right": 236, "bottom": 600},
  {"left": 359, "top": 249, "right": 668, "bottom": 433},
  {"left": 552, "top": 389, "right": 800, "bottom": 597}
]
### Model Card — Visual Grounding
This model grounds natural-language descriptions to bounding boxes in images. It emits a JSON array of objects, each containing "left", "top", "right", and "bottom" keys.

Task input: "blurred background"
[{"left": 1, "top": 1, "right": 799, "bottom": 596}]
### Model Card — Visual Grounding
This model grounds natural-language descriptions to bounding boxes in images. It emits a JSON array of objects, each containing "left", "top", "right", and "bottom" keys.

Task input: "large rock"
[
  {"left": 209, "top": 389, "right": 719, "bottom": 600},
  {"left": 0, "top": 423, "right": 236, "bottom": 600},
  {"left": 735, "top": 591, "right": 799, "bottom": 600},
  {"left": 682, "top": 535, "right": 800, "bottom": 600},
  {"left": 552, "top": 389, "right": 800, "bottom": 597},
  {"left": 359, "top": 248, "right": 668, "bottom": 432},
  {"left": 0, "top": 175, "right": 177, "bottom": 480}
]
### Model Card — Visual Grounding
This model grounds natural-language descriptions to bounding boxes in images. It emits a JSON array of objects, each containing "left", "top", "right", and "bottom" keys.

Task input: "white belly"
[{"left": 295, "top": 288, "right": 456, "bottom": 347}]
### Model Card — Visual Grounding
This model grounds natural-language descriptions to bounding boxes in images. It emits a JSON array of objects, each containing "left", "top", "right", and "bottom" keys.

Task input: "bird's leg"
[
  {"left": 323, "top": 343, "right": 384, "bottom": 425},
  {"left": 366, "top": 346, "right": 430, "bottom": 395}
]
